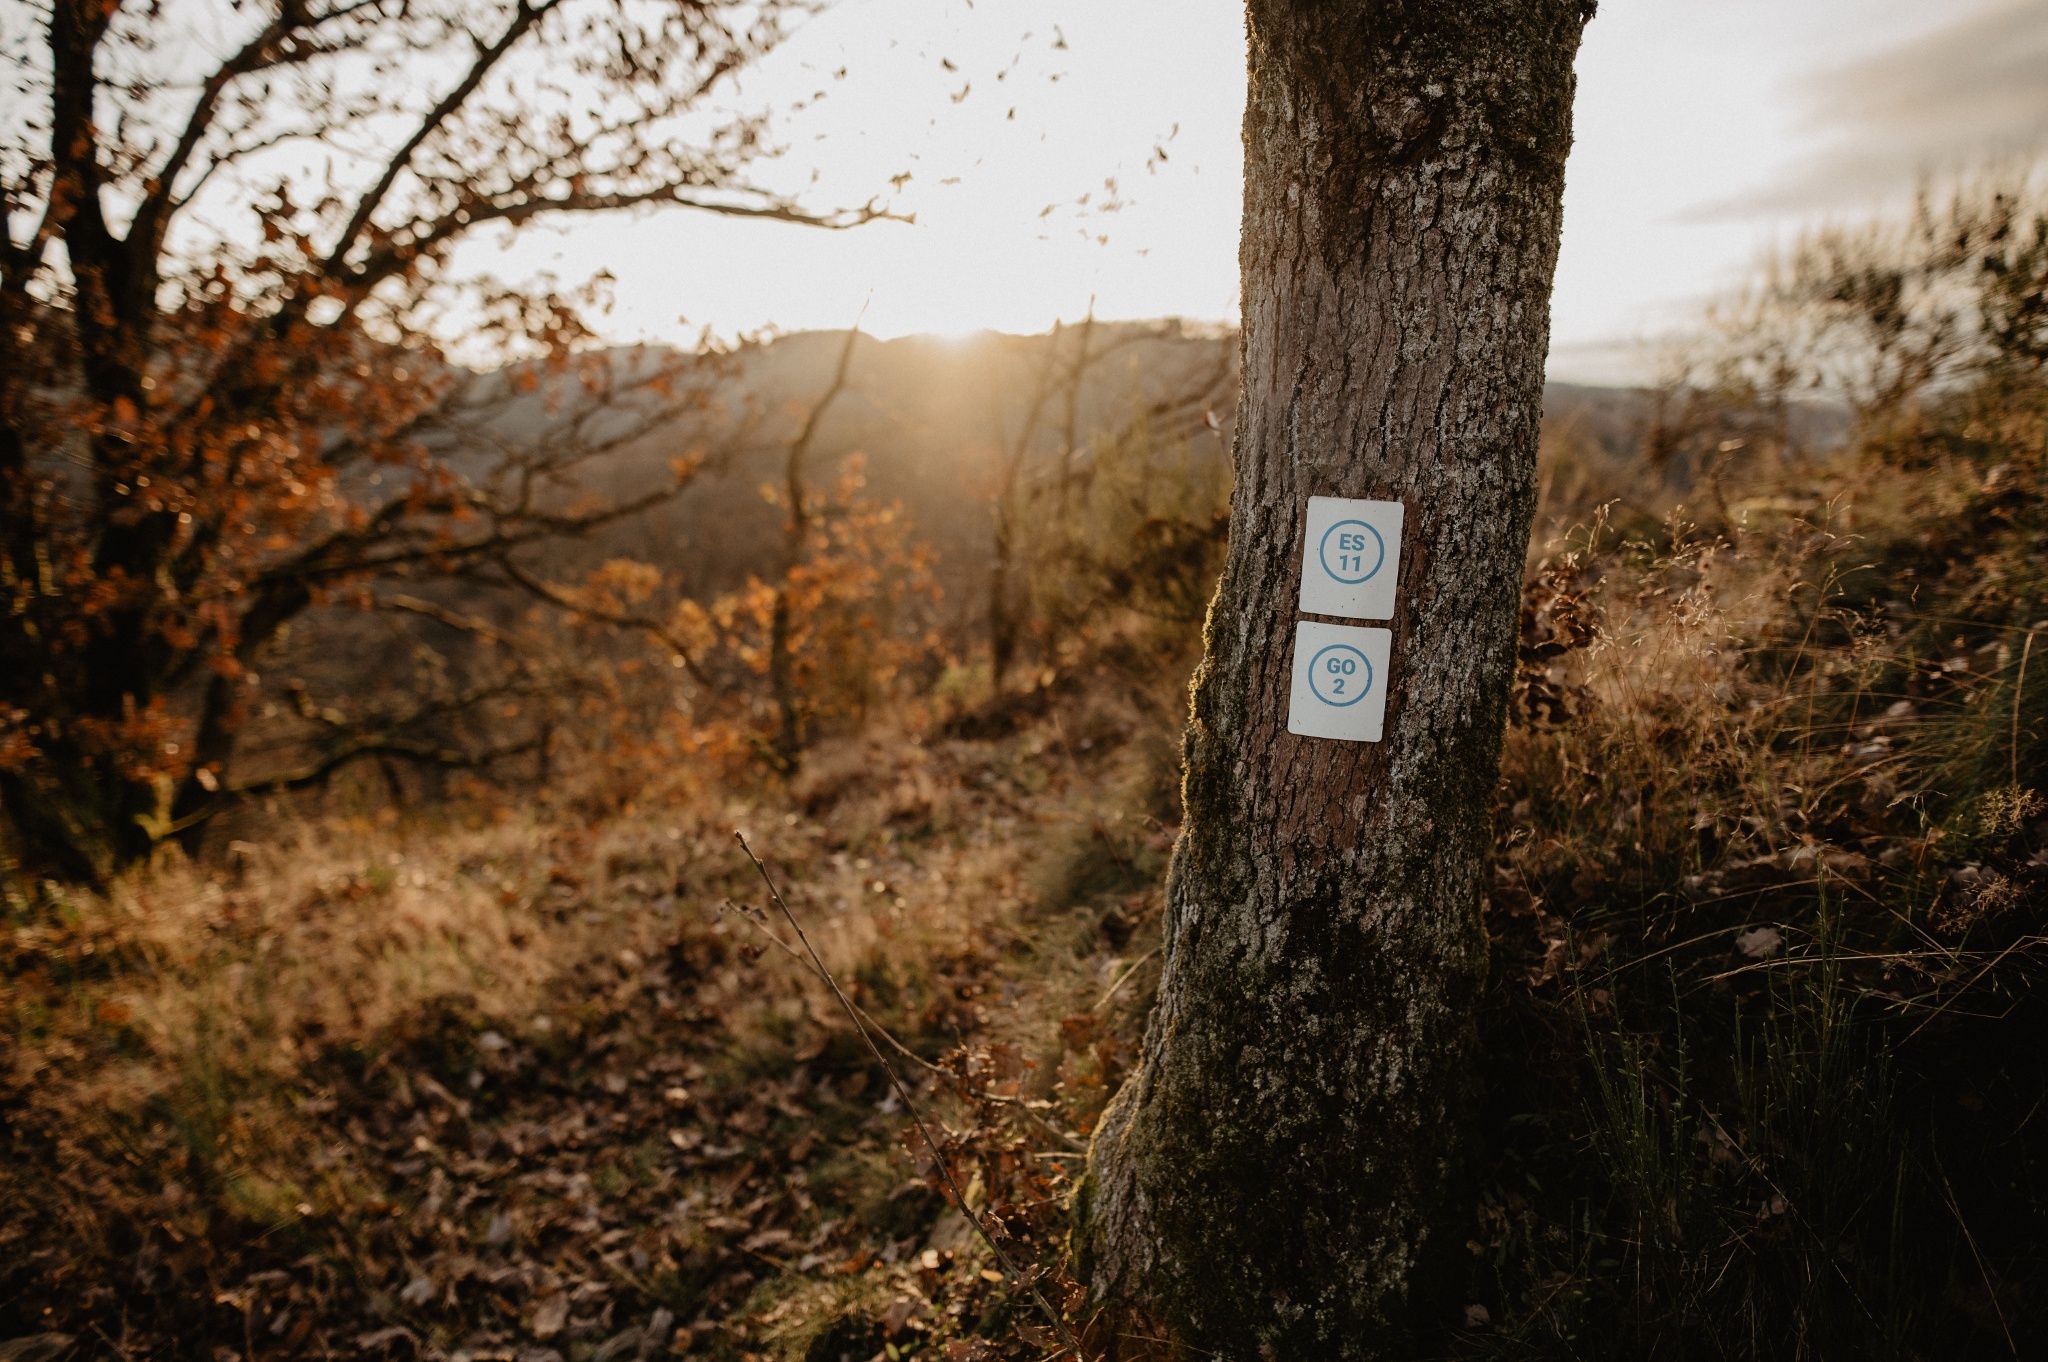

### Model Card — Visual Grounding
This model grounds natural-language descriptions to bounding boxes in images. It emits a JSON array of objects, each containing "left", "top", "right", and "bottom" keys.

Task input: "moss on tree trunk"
[{"left": 1081, "top": 2, "right": 1591, "bottom": 1354}]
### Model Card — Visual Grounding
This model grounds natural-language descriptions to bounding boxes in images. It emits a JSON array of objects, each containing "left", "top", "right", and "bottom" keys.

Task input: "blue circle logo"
[
  {"left": 1308, "top": 644, "right": 1373, "bottom": 707},
  {"left": 1319, "top": 519, "right": 1385, "bottom": 585}
]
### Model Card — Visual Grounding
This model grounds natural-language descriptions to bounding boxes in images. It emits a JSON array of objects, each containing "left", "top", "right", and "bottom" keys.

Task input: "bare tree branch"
[{"left": 492, "top": 552, "right": 718, "bottom": 690}]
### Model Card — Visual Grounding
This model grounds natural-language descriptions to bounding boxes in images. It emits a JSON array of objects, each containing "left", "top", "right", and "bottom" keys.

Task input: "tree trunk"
[
  {"left": 767, "top": 326, "right": 862, "bottom": 772},
  {"left": 1081, "top": 2, "right": 1590, "bottom": 1355}
]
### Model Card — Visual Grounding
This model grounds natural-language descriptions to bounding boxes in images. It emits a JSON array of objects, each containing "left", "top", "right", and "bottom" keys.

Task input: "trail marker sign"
[
  {"left": 1299, "top": 496, "right": 1403, "bottom": 620},
  {"left": 1287, "top": 620, "right": 1392, "bottom": 743}
]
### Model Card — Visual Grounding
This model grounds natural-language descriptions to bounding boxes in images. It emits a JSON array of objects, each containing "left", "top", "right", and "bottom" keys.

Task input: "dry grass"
[
  {"left": 1475, "top": 431, "right": 2047, "bottom": 1359},
  {"left": 1, "top": 649, "right": 1187, "bottom": 1359},
  {"left": 6, "top": 336, "right": 2045, "bottom": 1360}
]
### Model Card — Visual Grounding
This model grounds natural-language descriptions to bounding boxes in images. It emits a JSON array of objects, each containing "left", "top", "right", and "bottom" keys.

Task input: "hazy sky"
[{"left": 464, "top": 0, "right": 2048, "bottom": 385}]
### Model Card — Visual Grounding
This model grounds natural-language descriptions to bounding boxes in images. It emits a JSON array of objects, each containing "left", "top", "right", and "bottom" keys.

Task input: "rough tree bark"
[{"left": 1081, "top": 1, "right": 1591, "bottom": 1355}]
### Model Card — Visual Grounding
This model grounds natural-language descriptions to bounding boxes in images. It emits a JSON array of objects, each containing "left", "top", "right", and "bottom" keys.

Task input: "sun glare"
[
  {"left": 436, "top": 0, "right": 2039, "bottom": 386},
  {"left": 456, "top": 0, "right": 1245, "bottom": 348}
]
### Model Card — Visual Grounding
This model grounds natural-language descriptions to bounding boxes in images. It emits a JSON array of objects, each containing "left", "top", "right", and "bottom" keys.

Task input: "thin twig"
[
  {"left": 2013, "top": 628, "right": 2036, "bottom": 793},
  {"left": 93, "top": 1324, "right": 139, "bottom": 1362},
  {"left": 1091, "top": 946, "right": 1159, "bottom": 1012},
  {"left": 1936, "top": 1149, "right": 2018, "bottom": 1356},
  {"left": 1694, "top": 1101, "right": 1884, "bottom": 1332},
  {"left": 720, "top": 897, "right": 949, "bottom": 1076},
  {"left": 1903, "top": 934, "right": 2040, "bottom": 1044},
  {"left": 734, "top": 831, "right": 1085, "bottom": 1359},
  {"left": 720, "top": 897, "right": 1085, "bottom": 1152}
]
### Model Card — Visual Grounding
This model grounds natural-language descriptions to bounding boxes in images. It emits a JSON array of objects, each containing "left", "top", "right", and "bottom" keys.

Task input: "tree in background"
[
  {"left": 762, "top": 324, "right": 862, "bottom": 771},
  {"left": 1710, "top": 176, "right": 2048, "bottom": 461},
  {"left": 1081, "top": 0, "right": 1592, "bottom": 1354},
  {"left": 985, "top": 315, "right": 1233, "bottom": 694},
  {"left": 0, "top": 0, "right": 890, "bottom": 879},
  {"left": 1599, "top": 175, "right": 2048, "bottom": 531},
  {"left": 734, "top": 326, "right": 939, "bottom": 772},
  {"left": 985, "top": 320, "right": 1069, "bottom": 694}
]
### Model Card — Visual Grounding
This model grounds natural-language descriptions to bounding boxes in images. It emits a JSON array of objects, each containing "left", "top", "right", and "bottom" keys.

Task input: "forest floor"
[
  {"left": 6, "top": 449, "right": 2048, "bottom": 1362},
  {"left": 3, "top": 655, "right": 1189, "bottom": 1362}
]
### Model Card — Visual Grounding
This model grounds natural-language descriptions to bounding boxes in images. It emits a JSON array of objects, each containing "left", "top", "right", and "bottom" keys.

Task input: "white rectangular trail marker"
[
  {"left": 1287, "top": 620, "right": 1392, "bottom": 743},
  {"left": 1299, "top": 496, "right": 1404, "bottom": 620}
]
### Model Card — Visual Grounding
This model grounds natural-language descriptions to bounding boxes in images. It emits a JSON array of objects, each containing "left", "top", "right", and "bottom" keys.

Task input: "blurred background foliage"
[{"left": 1, "top": 2, "right": 2045, "bottom": 1348}]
